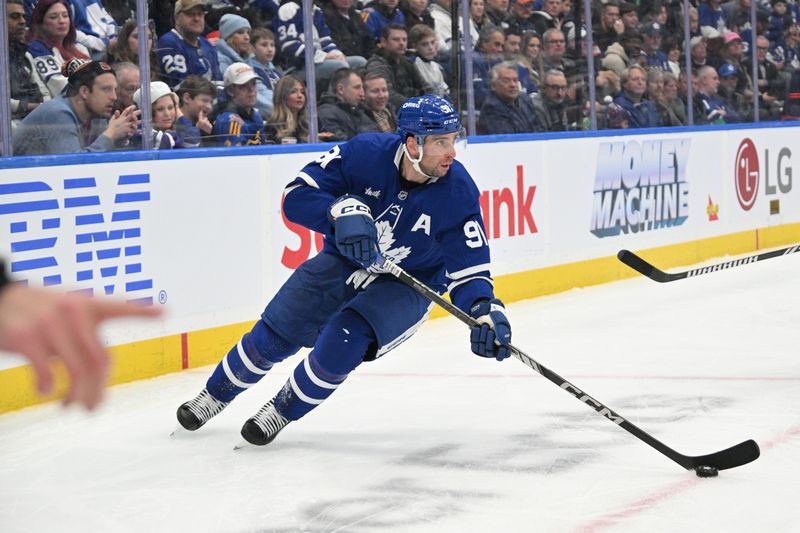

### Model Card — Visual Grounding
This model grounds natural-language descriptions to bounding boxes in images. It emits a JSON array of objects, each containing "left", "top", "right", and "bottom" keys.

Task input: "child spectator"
[
  {"left": 26, "top": 0, "right": 90, "bottom": 99},
  {"left": 175, "top": 75, "right": 217, "bottom": 147},
  {"left": 408, "top": 24, "right": 448, "bottom": 97},
  {"left": 212, "top": 63, "right": 267, "bottom": 146},
  {"left": 132, "top": 81, "right": 184, "bottom": 149},
  {"left": 266, "top": 75, "right": 311, "bottom": 144},
  {"left": 248, "top": 28, "right": 283, "bottom": 118}
]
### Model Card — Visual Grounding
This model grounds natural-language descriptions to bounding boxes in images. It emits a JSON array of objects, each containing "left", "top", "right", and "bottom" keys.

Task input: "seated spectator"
[
  {"left": 26, "top": 0, "right": 90, "bottom": 99},
  {"left": 662, "top": 35, "right": 682, "bottom": 76},
  {"left": 542, "top": 28, "right": 577, "bottom": 79},
  {"left": 317, "top": 69, "right": 380, "bottom": 141},
  {"left": 362, "top": 72, "right": 397, "bottom": 132},
  {"left": 698, "top": 0, "right": 728, "bottom": 38},
  {"left": 719, "top": 32, "right": 754, "bottom": 99},
  {"left": 104, "top": 19, "right": 159, "bottom": 80},
  {"left": 13, "top": 58, "right": 140, "bottom": 155},
  {"left": 613, "top": 64, "right": 660, "bottom": 128},
  {"left": 217, "top": 14, "right": 253, "bottom": 75},
  {"left": 746, "top": 35, "right": 785, "bottom": 119},
  {"left": 158, "top": 0, "right": 222, "bottom": 88},
  {"left": 486, "top": 0, "right": 513, "bottom": 31},
  {"left": 248, "top": 28, "right": 284, "bottom": 118},
  {"left": 530, "top": 0, "right": 563, "bottom": 36},
  {"left": 472, "top": 26, "right": 506, "bottom": 107},
  {"left": 641, "top": 22, "right": 669, "bottom": 71},
  {"left": 131, "top": 81, "right": 183, "bottom": 149},
  {"left": 364, "top": 0, "right": 406, "bottom": 41},
  {"left": 717, "top": 63, "right": 752, "bottom": 122},
  {"left": 408, "top": 24, "right": 449, "bottom": 97},
  {"left": 661, "top": 71, "right": 687, "bottom": 125},
  {"left": 646, "top": 68, "right": 683, "bottom": 126},
  {"left": 504, "top": 28, "right": 523, "bottom": 59},
  {"left": 212, "top": 63, "right": 267, "bottom": 146},
  {"left": 401, "top": 0, "right": 435, "bottom": 33},
  {"left": 175, "top": 75, "right": 217, "bottom": 147},
  {"left": 477, "top": 61, "right": 539, "bottom": 134},
  {"left": 63, "top": 0, "right": 119, "bottom": 59},
  {"left": 266, "top": 75, "right": 311, "bottom": 144},
  {"left": 429, "top": 0, "right": 476, "bottom": 54},
  {"left": 601, "top": 29, "right": 642, "bottom": 78},
  {"left": 518, "top": 30, "right": 543, "bottom": 90},
  {"left": 593, "top": 1, "right": 624, "bottom": 55},
  {"left": 8, "top": 0, "right": 43, "bottom": 122},
  {"left": 365, "top": 24, "right": 433, "bottom": 108},
  {"left": 509, "top": 0, "right": 538, "bottom": 34},
  {"left": 619, "top": 2, "right": 639, "bottom": 32},
  {"left": 111, "top": 61, "right": 139, "bottom": 113},
  {"left": 470, "top": 0, "right": 490, "bottom": 35},
  {"left": 694, "top": 65, "right": 741, "bottom": 124},
  {"left": 322, "top": 0, "right": 375, "bottom": 62},
  {"left": 531, "top": 69, "right": 569, "bottom": 131},
  {"left": 273, "top": 0, "right": 360, "bottom": 80}
]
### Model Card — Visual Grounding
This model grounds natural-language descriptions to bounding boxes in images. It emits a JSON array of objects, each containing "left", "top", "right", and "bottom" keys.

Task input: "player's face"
[
  {"left": 152, "top": 94, "right": 177, "bottom": 130},
  {"left": 419, "top": 132, "right": 461, "bottom": 177},
  {"left": 43, "top": 2, "right": 70, "bottom": 42},
  {"left": 85, "top": 73, "right": 118, "bottom": 118}
]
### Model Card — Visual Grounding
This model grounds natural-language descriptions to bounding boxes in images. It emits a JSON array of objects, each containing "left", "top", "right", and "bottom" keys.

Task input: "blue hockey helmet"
[{"left": 396, "top": 95, "right": 462, "bottom": 140}]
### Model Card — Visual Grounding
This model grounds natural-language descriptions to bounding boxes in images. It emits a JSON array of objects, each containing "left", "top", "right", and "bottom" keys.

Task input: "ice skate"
[
  {"left": 176, "top": 388, "right": 229, "bottom": 431},
  {"left": 240, "top": 399, "right": 290, "bottom": 446}
]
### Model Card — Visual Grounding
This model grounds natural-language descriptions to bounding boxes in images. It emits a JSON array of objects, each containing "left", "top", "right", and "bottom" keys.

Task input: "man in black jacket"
[
  {"left": 365, "top": 24, "right": 434, "bottom": 108},
  {"left": 317, "top": 68, "right": 381, "bottom": 141},
  {"left": 323, "top": 0, "right": 375, "bottom": 62},
  {"left": 8, "top": 0, "right": 43, "bottom": 120},
  {"left": 478, "top": 61, "right": 539, "bottom": 134}
]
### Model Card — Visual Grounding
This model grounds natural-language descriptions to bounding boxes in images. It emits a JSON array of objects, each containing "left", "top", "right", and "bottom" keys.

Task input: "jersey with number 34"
[{"left": 283, "top": 133, "right": 494, "bottom": 313}]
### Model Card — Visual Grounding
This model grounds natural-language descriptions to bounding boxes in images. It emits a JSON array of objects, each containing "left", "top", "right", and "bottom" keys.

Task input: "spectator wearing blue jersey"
[
  {"left": 478, "top": 61, "right": 539, "bottom": 134},
  {"left": 641, "top": 21, "right": 669, "bottom": 71},
  {"left": 717, "top": 62, "right": 752, "bottom": 121},
  {"left": 176, "top": 95, "right": 514, "bottom": 447},
  {"left": 364, "top": 0, "right": 406, "bottom": 41},
  {"left": 694, "top": 65, "right": 741, "bottom": 124},
  {"left": 212, "top": 62, "right": 267, "bottom": 146},
  {"left": 26, "top": 0, "right": 90, "bottom": 99},
  {"left": 67, "top": 0, "right": 119, "bottom": 59},
  {"left": 157, "top": 0, "right": 222, "bottom": 88},
  {"left": 13, "top": 58, "right": 141, "bottom": 155},
  {"left": 176, "top": 75, "right": 217, "bottom": 147},
  {"left": 248, "top": 28, "right": 284, "bottom": 118},
  {"left": 698, "top": 0, "right": 728, "bottom": 37},
  {"left": 613, "top": 65, "right": 660, "bottom": 128},
  {"left": 273, "top": 0, "right": 364, "bottom": 80}
]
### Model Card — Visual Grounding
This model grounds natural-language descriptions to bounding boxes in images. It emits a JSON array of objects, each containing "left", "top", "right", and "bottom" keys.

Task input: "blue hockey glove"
[
  {"left": 328, "top": 195, "right": 379, "bottom": 268},
  {"left": 469, "top": 298, "right": 512, "bottom": 361}
]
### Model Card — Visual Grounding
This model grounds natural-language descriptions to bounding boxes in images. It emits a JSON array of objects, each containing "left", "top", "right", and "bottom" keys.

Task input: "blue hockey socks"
[
  {"left": 206, "top": 320, "right": 300, "bottom": 402},
  {"left": 274, "top": 309, "right": 375, "bottom": 420}
]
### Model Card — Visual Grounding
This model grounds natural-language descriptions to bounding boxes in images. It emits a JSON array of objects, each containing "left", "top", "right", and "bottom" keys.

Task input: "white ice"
[{"left": 1, "top": 252, "right": 798, "bottom": 533}]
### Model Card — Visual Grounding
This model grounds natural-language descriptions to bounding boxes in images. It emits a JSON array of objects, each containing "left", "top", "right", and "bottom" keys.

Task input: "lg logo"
[{"left": 734, "top": 138, "right": 792, "bottom": 212}]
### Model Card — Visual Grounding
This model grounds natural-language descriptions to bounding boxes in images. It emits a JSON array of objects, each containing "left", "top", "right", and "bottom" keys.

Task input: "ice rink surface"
[{"left": 0, "top": 252, "right": 798, "bottom": 533}]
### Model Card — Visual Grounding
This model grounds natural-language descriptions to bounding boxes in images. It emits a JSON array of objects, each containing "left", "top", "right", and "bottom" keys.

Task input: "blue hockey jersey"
[
  {"left": 157, "top": 29, "right": 222, "bottom": 88},
  {"left": 282, "top": 133, "right": 495, "bottom": 313},
  {"left": 273, "top": 1, "right": 340, "bottom": 69}
]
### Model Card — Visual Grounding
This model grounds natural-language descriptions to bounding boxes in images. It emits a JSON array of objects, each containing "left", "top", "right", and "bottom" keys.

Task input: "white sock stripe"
[
  {"left": 288, "top": 372, "right": 325, "bottom": 405},
  {"left": 223, "top": 354, "right": 255, "bottom": 389},
  {"left": 303, "top": 355, "right": 340, "bottom": 390},
  {"left": 237, "top": 340, "right": 271, "bottom": 375}
]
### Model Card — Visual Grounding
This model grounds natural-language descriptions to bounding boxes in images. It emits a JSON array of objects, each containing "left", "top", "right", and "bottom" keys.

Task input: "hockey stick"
[
  {"left": 618, "top": 244, "right": 800, "bottom": 283},
  {"left": 379, "top": 258, "right": 760, "bottom": 473}
]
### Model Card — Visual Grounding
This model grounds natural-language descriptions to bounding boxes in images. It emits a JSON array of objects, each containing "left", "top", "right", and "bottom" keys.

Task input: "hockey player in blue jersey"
[{"left": 176, "top": 94, "right": 513, "bottom": 446}]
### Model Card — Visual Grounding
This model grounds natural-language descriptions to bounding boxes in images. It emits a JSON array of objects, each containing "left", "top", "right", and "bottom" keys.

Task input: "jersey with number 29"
[{"left": 282, "top": 132, "right": 495, "bottom": 313}]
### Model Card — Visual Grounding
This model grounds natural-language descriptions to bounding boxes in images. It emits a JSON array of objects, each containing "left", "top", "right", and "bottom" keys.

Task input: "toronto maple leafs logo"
[{"left": 346, "top": 203, "right": 412, "bottom": 290}]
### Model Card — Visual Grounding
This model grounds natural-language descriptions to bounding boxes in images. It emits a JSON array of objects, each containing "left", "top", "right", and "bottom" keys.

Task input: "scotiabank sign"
[
  {"left": 279, "top": 164, "right": 538, "bottom": 270},
  {"left": 734, "top": 137, "right": 793, "bottom": 212}
]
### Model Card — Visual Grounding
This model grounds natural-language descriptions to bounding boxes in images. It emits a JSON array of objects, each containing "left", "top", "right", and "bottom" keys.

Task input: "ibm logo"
[{"left": 1, "top": 174, "right": 154, "bottom": 305}]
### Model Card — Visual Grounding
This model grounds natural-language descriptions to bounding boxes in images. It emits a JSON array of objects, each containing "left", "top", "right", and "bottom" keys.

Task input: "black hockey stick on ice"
[
  {"left": 379, "top": 258, "right": 760, "bottom": 473},
  {"left": 618, "top": 244, "right": 800, "bottom": 283}
]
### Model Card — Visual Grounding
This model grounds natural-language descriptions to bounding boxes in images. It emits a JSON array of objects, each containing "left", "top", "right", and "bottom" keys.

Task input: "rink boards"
[{"left": 0, "top": 124, "right": 798, "bottom": 411}]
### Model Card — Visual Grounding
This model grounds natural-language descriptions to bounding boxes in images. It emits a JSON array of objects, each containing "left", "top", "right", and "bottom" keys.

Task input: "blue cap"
[{"left": 718, "top": 63, "right": 738, "bottom": 78}]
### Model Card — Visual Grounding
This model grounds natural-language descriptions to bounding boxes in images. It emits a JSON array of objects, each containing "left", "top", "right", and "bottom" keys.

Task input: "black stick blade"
[
  {"left": 617, "top": 250, "right": 676, "bottom": 282},
  {"left": 688, "top": 439, "right": 761, "bottom": 471}
]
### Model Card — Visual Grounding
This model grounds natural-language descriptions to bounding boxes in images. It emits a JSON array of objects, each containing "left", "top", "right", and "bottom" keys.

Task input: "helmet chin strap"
[{"left": 403, "top": 138, "right": 438, "bottom": 181}]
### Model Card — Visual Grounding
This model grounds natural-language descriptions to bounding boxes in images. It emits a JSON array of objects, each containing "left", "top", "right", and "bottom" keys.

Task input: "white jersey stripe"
[
  {"left": 303, "top": 355, "right": 339, "bottom": 390},
  {"left": 446, "top": 263, "right": 492, "bottom": 280},
  {"left": 223, "top": 354, "right": 255, "bottom": 389},
  {"left": 289, "top": 372, "right": 325, "bottom": 405},
  {"left": 447, "top": 275, "right": 494, "bottom": 293},
  {"left": 237, "top": 340, "right": 271, "bottom": 375}
]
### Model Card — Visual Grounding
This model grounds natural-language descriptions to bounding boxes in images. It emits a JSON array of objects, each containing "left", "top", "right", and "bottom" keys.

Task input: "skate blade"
[
  {"left": 233, "top": 439, "right": 251, "bottom": 451},
  {"left": 170, "top": 424, "right": 192, "bottom": 437}
]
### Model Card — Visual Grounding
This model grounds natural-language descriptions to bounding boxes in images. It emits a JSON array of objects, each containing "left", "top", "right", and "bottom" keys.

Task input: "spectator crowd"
[{"left": 6, "top": 0, "right": 800, "bottom": 155}]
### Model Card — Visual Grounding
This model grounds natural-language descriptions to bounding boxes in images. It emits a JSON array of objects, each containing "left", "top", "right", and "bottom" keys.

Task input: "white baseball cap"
[{"left": 224, "top": 62, "right": 258, "bottom": 87}]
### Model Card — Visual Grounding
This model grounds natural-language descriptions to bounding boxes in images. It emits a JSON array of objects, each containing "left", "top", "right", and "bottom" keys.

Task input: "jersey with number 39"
[{"left": 283, "top": 133, "right": 494, "bottom": 313}]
